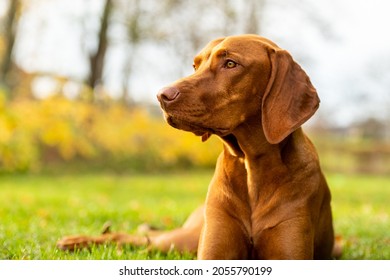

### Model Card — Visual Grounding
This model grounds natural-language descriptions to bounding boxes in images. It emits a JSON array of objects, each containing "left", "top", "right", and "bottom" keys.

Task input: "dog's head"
[{"left": 157, "top": 34, "right": 319, "bottom": 144}]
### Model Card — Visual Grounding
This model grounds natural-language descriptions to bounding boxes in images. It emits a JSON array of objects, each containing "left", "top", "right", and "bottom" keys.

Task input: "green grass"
[
  {"left": 328, "top": 173, "right": 390, "bottom": 259},
  {"left": 0, "top": 171, "right": 389, "bottom": 260}
]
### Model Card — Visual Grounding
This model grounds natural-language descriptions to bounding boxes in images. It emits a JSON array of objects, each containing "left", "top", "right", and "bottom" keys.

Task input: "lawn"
[{"left": 0, "top": 171, "right": 389, "bottom": 260}]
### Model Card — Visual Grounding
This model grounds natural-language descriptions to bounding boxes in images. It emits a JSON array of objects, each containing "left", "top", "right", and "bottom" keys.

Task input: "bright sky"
[{"left": 4, "top": 0, "right": 390, "bottom": 125}]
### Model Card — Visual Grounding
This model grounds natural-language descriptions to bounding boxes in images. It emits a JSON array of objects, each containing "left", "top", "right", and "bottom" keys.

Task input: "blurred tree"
[
  {"left": 109, "top": 0, "right": 339, "bottom": 102},
  {"left": 113, "top": 0, "right": 187, "bottom": 103},
  {"left": 117, "top": 0, "right": 146, "bottom": 104},
  {"left": 87, "top": 0, "right": 113, "bottom": 102},
  {"left": 355, "top": 118, "right": 387, "bottom": 140},
  {"left": 244, "top": 0, "right": 266, "bottom": 34},
  {"left": 0, "top": 0, "right": 21, "bottom": 96},
  {"left": 155, "top": 0, "right": 242, "bottom": 76}
]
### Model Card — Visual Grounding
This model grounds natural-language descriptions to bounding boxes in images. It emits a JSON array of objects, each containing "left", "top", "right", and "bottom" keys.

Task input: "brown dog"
[{"left": 58, "top": 34, "right": 335, "bottom": 259}]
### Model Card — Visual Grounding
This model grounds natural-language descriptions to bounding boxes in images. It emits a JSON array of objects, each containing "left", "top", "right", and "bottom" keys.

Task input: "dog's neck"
[
  {"left": 222, "top": 116, "right": 280, "bottom": 158},
  {"left": 221, "top": 116, "right": 289, "bottom": 207}
]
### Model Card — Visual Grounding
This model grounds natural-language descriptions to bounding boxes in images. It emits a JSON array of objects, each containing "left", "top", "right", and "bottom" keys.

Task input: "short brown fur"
[{"left": 58, "top": 35, "right": 336, "bottom": 260}]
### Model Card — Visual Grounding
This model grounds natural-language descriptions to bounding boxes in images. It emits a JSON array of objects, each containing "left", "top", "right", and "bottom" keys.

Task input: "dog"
[{"left": 58, "top": 34, "right": 336, "bottom": 259}]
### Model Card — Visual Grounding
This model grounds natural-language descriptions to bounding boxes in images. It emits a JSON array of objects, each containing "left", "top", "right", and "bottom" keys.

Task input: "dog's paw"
[{"left": 57, "top": 235, "right": 94, "bottom": 251}]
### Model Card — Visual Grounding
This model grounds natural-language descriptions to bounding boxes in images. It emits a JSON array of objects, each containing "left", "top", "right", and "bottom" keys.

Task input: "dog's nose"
[{"left": 157, "top": 86, "right": 180, "bottom": 103}]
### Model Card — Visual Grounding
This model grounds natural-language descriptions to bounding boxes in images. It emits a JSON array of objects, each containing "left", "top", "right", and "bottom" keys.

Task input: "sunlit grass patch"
[{"left": 1, "top": 171, "right": 389, "bottom": 259}]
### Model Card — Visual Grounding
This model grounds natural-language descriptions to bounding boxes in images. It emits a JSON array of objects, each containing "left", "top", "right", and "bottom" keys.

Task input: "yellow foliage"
[
  {"left": 3, "top": 94, "right": 388, "bottom": 174},
  {"left": 0, "top": 95, "right": 221, "bottom": 172}
]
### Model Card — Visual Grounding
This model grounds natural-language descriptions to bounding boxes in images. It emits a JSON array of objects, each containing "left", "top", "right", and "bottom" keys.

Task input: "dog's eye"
[
  {"left": 225, "top": 60, "right": 237, "bottom": 69},
  {"left": 193, "top": 64, "right": 197, "bottom": 71}
]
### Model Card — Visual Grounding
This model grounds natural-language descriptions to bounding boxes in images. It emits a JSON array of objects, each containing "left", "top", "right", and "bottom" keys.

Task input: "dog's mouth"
[
  {"left": 166, "top": 115, "right": 210, "bottom": 135},
  {"left": 165, "top": 115, "right": 229, "bottom": 141}
]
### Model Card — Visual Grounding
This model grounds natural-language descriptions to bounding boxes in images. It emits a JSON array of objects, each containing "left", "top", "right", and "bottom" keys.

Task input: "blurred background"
[{"left": 0, "top": 0, "right": 389, "bottom": 175}]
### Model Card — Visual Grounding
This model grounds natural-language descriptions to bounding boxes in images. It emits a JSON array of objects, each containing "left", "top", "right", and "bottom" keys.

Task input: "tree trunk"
[
  {"left": 87, "top": 0, "right": 112, "bottom": 101},
  {"left": 245, "top": 0, "right": 266, "bottom": 35},
  {"left": 1, "top": 0, "right": 19, "bottom": 93}
]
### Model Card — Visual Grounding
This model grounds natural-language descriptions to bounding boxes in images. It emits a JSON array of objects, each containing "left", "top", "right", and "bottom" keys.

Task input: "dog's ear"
[{"left": 261, "top": 49, "right": 319, "bottom": 144}]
